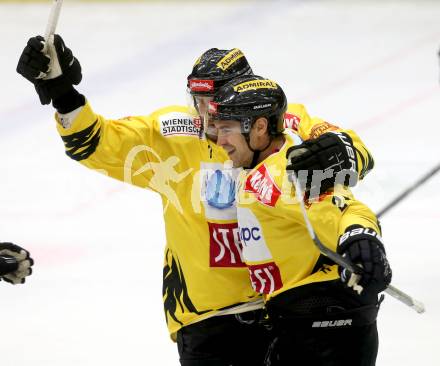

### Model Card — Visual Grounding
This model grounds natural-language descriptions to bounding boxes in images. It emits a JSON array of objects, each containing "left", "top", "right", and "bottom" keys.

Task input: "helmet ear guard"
[{"left": 242, "top": 118, "right": 252, "bottom": 134}]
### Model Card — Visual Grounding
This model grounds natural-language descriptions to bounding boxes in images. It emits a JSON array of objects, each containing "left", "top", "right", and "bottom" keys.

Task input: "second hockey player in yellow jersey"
[{"left": 209, "top": 75, "right": 392, "bottom": 366}]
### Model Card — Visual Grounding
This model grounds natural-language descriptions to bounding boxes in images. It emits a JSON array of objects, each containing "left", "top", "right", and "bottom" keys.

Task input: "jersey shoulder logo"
[
  {"left": 284, "top": 112, "right": 301, "bottom": 131},
  {"left": 159, "top": 112, "right": 199, "bottom": 137},
  {"left": 309, "top": 121, "right": 338, "bottom": 139}
]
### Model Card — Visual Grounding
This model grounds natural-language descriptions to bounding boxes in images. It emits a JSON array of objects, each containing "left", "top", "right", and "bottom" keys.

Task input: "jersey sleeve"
[
  {"left": 285, "top": 103, "right": 375, "bottom": 180},
  {"left": 54, "top": 101, "right": 187, "bottom": 191},
  {"left": 306, "top": 188, "right": 381, "bottom": 252},
  {"left": 337, "top": 196, "right": 380, "bottom": 236}
]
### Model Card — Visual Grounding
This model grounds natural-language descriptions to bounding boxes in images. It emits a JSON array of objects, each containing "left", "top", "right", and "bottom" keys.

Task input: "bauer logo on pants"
[{"left": 312, "top": 319, "right": 353, "bottom": 328}]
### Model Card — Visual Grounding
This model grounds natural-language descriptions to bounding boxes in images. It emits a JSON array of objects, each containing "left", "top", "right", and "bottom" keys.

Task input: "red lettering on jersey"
[
  {"left": 244, "top": 164, "right": 281, "bottom": 207},
  {"left": 248, "top": 262, "right": 283, "bottom": 294},
  {"left": 284, "top": 113, "right": 301, "bottom": 131},
  {"left": 193, "top": 117, "right": 202, "bottom": 129},
  {"left": 208, "top": 222, "right": 245, "bottom": 267}
]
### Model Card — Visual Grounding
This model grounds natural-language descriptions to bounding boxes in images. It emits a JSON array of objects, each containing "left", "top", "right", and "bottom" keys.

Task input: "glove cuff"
[
  {"left": 0, "top": 255, "right": 19, "bottom": 276},
  {"left": 52, "top": 87, "right": 86, "bottom": 114},
  {"left": 337, "top": 226, "right": 385, "bottom": 254}
]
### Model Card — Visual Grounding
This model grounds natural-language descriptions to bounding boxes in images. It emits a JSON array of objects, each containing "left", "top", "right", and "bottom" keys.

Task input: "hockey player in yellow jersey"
[
  {"left": 17, "top": 35, "right": 376, "bottom": 365},
  {"left": 208, "top": 75, "right": 392, "bottom": 366}
]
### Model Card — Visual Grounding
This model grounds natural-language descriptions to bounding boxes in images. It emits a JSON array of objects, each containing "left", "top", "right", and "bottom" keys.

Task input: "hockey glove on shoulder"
[
  {"left": 286, "top": 132, "right": 358, "bottom": 195},
  {"left": 0, "top": 242, "right": 34, "bottom": 284},
  {"left": 17, "top": 35, "right": 82, "bottom": 105},
  {"left": 337, "top": 226, "right": 392, "bottom": 301}
]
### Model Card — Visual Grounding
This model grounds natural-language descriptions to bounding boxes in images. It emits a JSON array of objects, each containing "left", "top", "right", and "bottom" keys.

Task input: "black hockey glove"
[
  {"left": 286, "top": 132, "right": 358, "bottom": 195},
  {"left": 17, "top": 35, "right": 82, "bottom": 105},
  {"left": 0, "top": 242, "right": 34, "bottom": 284},
  {"left": 337, "top": 226, "right": 392, "bottom": 300},
  {"left": 0, "top": 255, "right": 18, "bottom": 276}
]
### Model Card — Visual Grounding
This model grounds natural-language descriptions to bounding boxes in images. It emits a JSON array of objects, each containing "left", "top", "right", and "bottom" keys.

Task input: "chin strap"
[
  {"left": 244, "top": 134, "right": 273, "bottom": 169},
  {"left": 247, "top": 150, "right": 260, "bottom": 169}
]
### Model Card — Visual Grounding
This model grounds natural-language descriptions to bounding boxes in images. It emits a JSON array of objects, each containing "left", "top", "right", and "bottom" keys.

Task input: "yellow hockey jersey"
[
  {"left": 236, "top": 131, "right": 380, "bottom": 301},
  {"left": 55, "top": 101, "right": 374, "bottom": 339}
]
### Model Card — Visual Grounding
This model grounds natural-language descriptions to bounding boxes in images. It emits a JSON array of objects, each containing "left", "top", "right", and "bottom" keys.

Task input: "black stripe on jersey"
[
  {"left": 61, "top": 121, "right": 101, "bottom": 161},
  {"left": 363, "top": 150, "right": 375, "bottom": 178},
  {"left": 355, "top": 146, "right": 375, "bottom": 180},
  {"left": 163, "top": 249, "right": 209, "bottom": 326},
  {"left": 311, "top": 254, "right": 335, "bottom": 274},
  {"left": 355, "top": 147, "right": 366, "bottom": 178}
]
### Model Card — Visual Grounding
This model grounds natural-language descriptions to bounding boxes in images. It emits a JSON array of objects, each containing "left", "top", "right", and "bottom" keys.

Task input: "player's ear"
[{"left": 253, "top": 117, "right": 269, "bottom": 136}]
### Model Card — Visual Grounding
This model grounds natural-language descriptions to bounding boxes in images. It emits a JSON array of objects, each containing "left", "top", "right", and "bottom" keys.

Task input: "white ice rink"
[{"left": 1, "top": 0, "right": 439, "bottom": 365}]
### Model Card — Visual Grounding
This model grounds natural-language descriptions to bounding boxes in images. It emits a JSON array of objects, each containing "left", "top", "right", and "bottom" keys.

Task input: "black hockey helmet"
[
  {"left": 207, "top": 74, "right": 287, "bottom": 136},
  {"left": 187, "top": 48, "right": 253, "bottom": 96}
]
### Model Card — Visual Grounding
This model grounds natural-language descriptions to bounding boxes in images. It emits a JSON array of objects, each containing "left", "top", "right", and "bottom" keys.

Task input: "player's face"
[
  {"left": 191, "top": 94, "right": 219, "bottom": 142},
  {"left": 214, "top": 120, "right": 253, "bottom": 167}
]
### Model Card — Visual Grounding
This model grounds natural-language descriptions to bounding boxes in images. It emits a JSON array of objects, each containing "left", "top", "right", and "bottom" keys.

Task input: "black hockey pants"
[
  {"left": 265, "top": 281, "right": 380, "bottom": 366},
  {"left": 176, "top": 309, "right": 272, "bottom": 366}
]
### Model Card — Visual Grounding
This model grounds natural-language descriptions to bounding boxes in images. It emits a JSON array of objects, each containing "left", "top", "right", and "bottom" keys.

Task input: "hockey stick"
[
  {"left": 43, "top": 0, "right": 63, "bottom": 47},
  {"left": 291, "top": 173, "right": 426, "bottom": 314},
  {"left": 377, "top": 162, "right": 440, "bottom": 218},
  {"left": 42, "top": 0, "right": 64, "bottom": 79}
]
